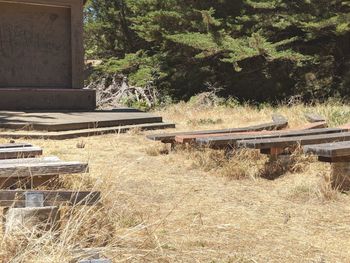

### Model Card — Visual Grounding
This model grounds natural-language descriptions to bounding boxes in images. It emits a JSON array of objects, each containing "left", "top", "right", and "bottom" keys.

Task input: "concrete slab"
[
  {"left": 0, "top": 110, "right": 166, "bottom": 131},
  {"left": 0, "top": 89, "right": 96, "bottom": 110},
  {"left": 0, "top": 122, "right": 176, "bottom": 140}
]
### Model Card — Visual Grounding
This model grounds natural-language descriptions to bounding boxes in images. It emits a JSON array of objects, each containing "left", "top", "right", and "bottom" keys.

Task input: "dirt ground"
[{"left": 1, "top": 103, "right": 350, "bottom": 262}]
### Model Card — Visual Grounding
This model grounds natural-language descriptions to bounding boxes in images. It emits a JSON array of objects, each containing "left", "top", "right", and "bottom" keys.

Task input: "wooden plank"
[
  {"left": 304, "top": 113, "right": 326, "bottom": 123},
  {"left": 0, "top": 146, "right": 42, "bottom": 159},
  {"left": 0, "top": 175, "right": 59, "bottom": 189},
  {"left": 0, "top": 161, "right": 89, "bottom": 178},
  {"left": 197, "top": 127, "right": 348, "bottom": 148},
  {"left": 175, "top": 130, "right": 268, "bottom": 144},
  {"left": 303, "top": 141, "right": 350, "bottom": 158},
  {"left": 147, "top": 118, "right": 288, "bottom": 143},
  {"left": 0, "top": 143, "right": 32, "bottom": 149},
  {"left": 318, "top": 156, "right": 350, "bottom": 163},
  {"left": 0, "top": 122, "right": 176, "bottom": 140},
  {"left": 238, "top": 131, "right": 350, "bottom": 150},
  {"left": 175, "top": 121, "right": 328, "bottom": 144},
  {"left": 0, "top": 160, "right": 61, "bottom": 189},
  {"left": 301, "top": 121, "right": 327, "bottom": 129},
  {"left": 270, "top": 148, "right": 285, "bottom": 156},
  {"left": 0, "top": 190, "right": 100, "bottom": 207},
  {"left": 0, "top": 156, "right": 60, "bottom": 165},
  {"left": 0, "top": 158, "right": 67, "bottom": 188}
]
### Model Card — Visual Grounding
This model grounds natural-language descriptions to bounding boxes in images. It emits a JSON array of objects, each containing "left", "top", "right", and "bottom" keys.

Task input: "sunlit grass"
[{"left": 2, "top": 99, "right": 350, "bottom": 262}]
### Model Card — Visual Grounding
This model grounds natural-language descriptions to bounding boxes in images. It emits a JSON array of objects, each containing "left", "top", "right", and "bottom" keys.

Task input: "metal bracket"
[{"left": 25, "top": 192, "right": 44, "bottom": 208}]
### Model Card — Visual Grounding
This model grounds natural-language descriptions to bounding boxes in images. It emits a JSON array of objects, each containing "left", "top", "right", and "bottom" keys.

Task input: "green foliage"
[
  {"left": 84, "top": 0, "right": 350, "bottom": 103},
  {"left": 93, "top": 51, "right": 168, "bottom": 87},
  {"left": 119, "top": 97, "right": 152, "bottom": 111}
]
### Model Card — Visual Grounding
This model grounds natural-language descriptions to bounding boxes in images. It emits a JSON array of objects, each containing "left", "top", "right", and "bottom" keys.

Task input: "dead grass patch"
[
  {"left": 287, "top": 166, "right": 341, "bottom": 202},
  {"left": 288, "top": 179, "right": 340, "bottom": 202},
  {"left": 127, "top": 127, "right": 143, "bottom": 135},
  {"left": 260, "top": 148, "right": 316, "bottom": 180},
  {"left": 185, "top": 147, "right": 266, "bottom": 180},
  {"left": 2, "top": 102, "right": 350, "bottom": 262},
  {"left": 145, "top": 144, "right": 170, "bottom": 156},
  {"left": 220, "top": 149, "right": 266, "bottom": 180},
  {"left": 187, "top": 118, "right": 223, "bottom": 127},
  {"left": 316, "top": 172, "right": 341, "bottom": 201},
  {"left": 187, "top": 147, "right": 227, "bottom": 172},
  {"left": 185, "top": 145, "right": 315, "bottom": 181}
]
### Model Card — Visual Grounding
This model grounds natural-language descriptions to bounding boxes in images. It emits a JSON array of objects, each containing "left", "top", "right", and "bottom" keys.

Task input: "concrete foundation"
[
  {"left": 0, "top": 110, "right": 165, "bottom": 131},
  {"left": 0, "top": 0, "right": 93, "bottom": 110},
  {"left": 4, "top": 206, "right": 60, "bottom": 235},
  {"left": 0, "top": 89, "right": 96, "bottom": 110}
]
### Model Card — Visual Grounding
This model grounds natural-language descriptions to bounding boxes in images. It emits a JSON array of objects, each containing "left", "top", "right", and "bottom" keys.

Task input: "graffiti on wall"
[{"left": 0, "top": 2, "right": 72, "bottom": 87}]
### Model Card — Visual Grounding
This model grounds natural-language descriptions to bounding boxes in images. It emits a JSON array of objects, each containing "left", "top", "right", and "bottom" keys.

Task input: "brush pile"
[{"left": 86, "top": 74, "right": 159, "bottom": 110}]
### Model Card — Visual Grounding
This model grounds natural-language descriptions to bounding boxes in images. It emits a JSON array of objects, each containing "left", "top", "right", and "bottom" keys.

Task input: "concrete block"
[{"left": 4, "top": 206, "right": 60, "bottom": 235}]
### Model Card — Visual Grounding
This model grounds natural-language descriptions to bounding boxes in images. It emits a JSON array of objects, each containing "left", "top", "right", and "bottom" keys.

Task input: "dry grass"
[
  {"left": 1, "top": 101, "right": 350, "bottom": 262},
  {"left": 183, "top": 147, "right": 266, "bottom": 180}
]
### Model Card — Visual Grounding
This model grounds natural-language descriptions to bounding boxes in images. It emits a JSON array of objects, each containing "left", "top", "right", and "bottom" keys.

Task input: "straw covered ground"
[{"left": 1, "top": 100, "right": 350, "bottom": 262}]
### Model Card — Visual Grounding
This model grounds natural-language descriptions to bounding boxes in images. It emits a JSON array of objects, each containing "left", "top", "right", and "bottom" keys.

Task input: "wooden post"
[
  {"left": 268, "top": 148, "right": 290, "bottom": 164},
  {"left": 331, "top": 162, "right": 350, "bottom": 191},
  {"left": 270, "top": 148, "right": 285, "bottom": 158},
  {"left": 260, "top": 148, "right": 293, "bottom": 180}
]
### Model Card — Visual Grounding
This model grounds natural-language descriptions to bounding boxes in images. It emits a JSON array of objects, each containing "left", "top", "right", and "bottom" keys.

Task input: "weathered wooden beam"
[
  {"left": 301, "top": 121, "right": 328, "bottom": 129},
  {"left": 0, "top": 190, "right": 100, "bottom": 207},
  {"left": 0, "top": 161, "right": 89, "bottom": 178},
  {"left": 0, "top": 156, "right": 60, "bottom": 165},
  {"left": 147, "top": 116, "right": 288, "bottom": 143},
  {"left": 197, "top": 128, "right": 348, "bottom": 148},
  {"left": 0, "top": 143, "right": 32, "bottom": 149},
  {"left": 0, "top": 157, "right": 84, "bottom": 188},
  {"left": 304, "top": 141, "right": 350, "bottom": 158},
  {"left": 303, "top": 142, "right": 350, "bottom": 191},
  {"left": 175, "top": 121, "right": 328, "bottom": 144},
  {"left": 238, "top": 131, "right": 350, "bottom": 150},
  {"left": 317, "top": 156, "right": 350, "bottom": 163},
  {"left": 175, "top": 130, "right": 272, "bottom": 144},
  {"left": 0, "top": 175, "right": 59, "bottom": 189},
  {"left": 0, "top": 146, "right": 42, "bottom": 159}
]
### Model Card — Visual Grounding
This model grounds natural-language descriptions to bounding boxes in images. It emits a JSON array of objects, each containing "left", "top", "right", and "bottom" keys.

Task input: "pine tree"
[{"left": 84, "top": 0, "right": 350, "bottom": 102}]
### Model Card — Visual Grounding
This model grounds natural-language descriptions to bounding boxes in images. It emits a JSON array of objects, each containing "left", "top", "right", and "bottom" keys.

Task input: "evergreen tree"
[{"left": 84, "top": 0, "right": 350, "bottom": 102}]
